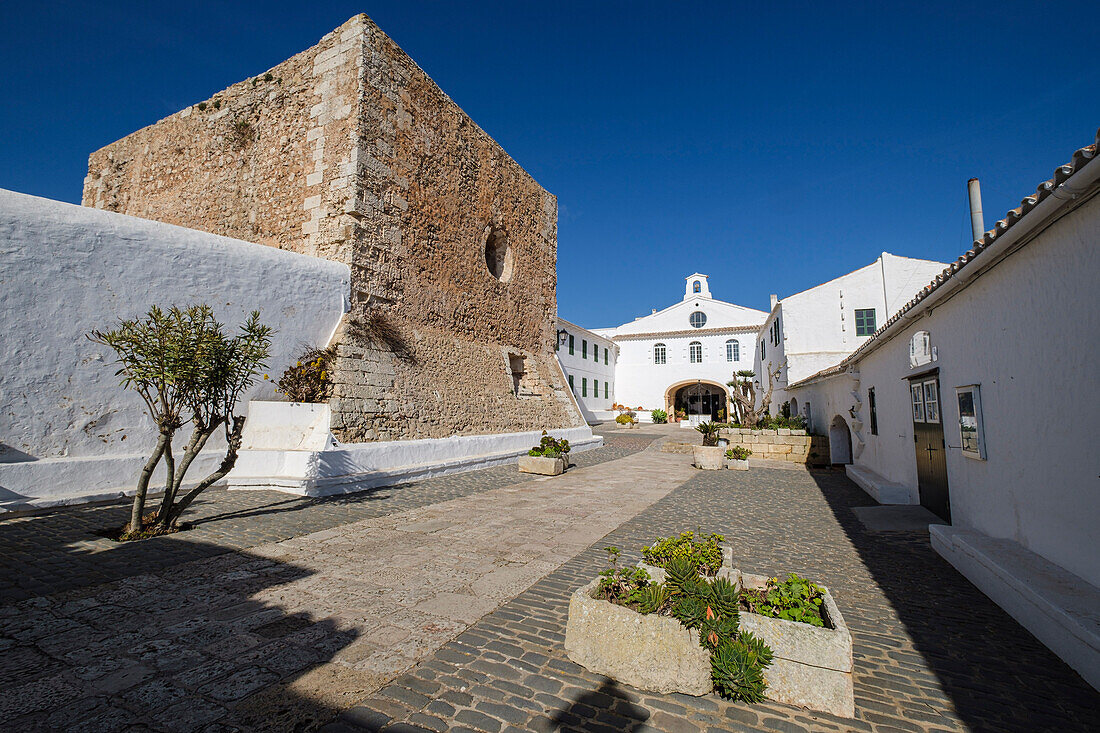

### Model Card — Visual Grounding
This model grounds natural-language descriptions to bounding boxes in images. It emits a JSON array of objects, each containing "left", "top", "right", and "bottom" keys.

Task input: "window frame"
[
  {"left": 582, "top": 339, "right": 587, "bottom": 359},
  {"left": 955, "top": 384, "right": 986, "bottom": 460},
  {"left": 582, "top": 377, "right": 587, "bottom": 397},
  {"left": 855, "top": 308, "right": 877, "bottom": 337},
  {"left": 693, "top": 280, "right": 701, "bottom": 293},
  {"left": 689, "top": 311, "right": 707, "bottom": 329},
  {"left": 568, "top": 334, "right": 574, "bottom": 356},
  {"left": 653, "top": 343, "right": 667, "bottom": 365},
  {"left": 689, "top": 341, "right": 702, "bottom": 363},
  {"left": 726, "top": 339, "right": 739, "bottom": 362}
]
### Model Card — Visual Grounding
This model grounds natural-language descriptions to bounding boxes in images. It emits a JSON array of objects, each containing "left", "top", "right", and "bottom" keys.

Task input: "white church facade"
[{"left": 588, "top": 274, "right": 767, "bottom": 424}]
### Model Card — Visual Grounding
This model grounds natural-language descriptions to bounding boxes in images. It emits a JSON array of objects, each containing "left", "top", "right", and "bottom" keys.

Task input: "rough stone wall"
[{"left": 83, "top": 14, "right": 583, "bottom": 441}]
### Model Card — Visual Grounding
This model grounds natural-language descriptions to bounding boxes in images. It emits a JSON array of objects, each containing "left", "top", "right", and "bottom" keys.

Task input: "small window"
[
  {"left": 593, "top": 378, "right": 599, "bottom": 397},
  {"left": 868, "top": 387, "right": 878, "bottom": 435},
  {"left": 582, "top": 377, "right": 587, "bottom": 397},
  {"left": 726, "top": 339, "right": 740, "bottom": 362},
  {"left": 855, "top": 308, "right": 877, "bottom": 337},
  {"left": 911, "top": 384, "right": 926, "bottom": 422},
  {"left": 568, "top": 374, "right": 573, "bottom": 389},
  {"left": 604, "top": 348, "right": 608, "bottom": 365},
  {"left": 582, "top": 340, "right": 587, "bottom": 359},
  {"left": 594, "top": 345, "right": 599, "bottom": 362},
  {"left": 693, "top": 280, "right": 701, "bottom": 293},
  {"left": 956, "top": 385, "right": 986, "bottom": 460},
  {"left": 689, "top": 311, "right": 707, "bottom": 328},
  {"left": 604, "top": 382, "right": 608, "bottom": 399},
  {"left": 654, "top": 343, "right": 667, "bottom": 364},
  {"left": 923, "top": 381, "right": 940, "bottom": 423},
  {"left": 568, "top": 334, "right": 574, "bottom": 356},
  {"left": 761, "top": 339, "right": 766, "bottom": 359},
  {"left": 689, "top": 341, "right": 702, "bottom": 363}
]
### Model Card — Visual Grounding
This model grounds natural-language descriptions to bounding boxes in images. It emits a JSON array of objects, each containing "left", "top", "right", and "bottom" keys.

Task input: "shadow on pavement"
[
  {"left": 807, "top": 470, "right": 1097, "bottom": 732},
  {"left": 548, "top": 678, "right": 651, "bottom": 731}
]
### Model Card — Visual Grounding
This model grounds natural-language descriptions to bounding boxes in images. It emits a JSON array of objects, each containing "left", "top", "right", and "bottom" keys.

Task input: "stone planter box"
[
  {"left": 693, "top": 446, "right": 725, "bottom": 470},
  {"left": 564, "top": 578, "right": 712, "bottom": 695},
  {"left": 727, "top": 458, "right": 749, "bottom": 471},
  {"left": 739, "top": 572, "right": 854, "bottom": 718},
  {"left": 517, "top": 455, "right": 565, "bottom": 475}
]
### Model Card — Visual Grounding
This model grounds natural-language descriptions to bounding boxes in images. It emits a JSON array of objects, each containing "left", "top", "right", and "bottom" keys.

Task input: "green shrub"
[
  {"left": 272, "top": 345, "right": 336, "bottom": 403},
  {"left": 642, "top": 531, "right": 724, "bottom": 576},
  {"left": 615, "top": 412, "right": 636, "bottom": 425},
  {"left": 528, "top": 431, "right": 571, "bottom": 458},
  {"left": 695, "top": 421, "right": 720, "bottom": 446},
  {"left": 725, "top": 446, "right": 752, "bottom": 461},
  {"left": 650, "top": 408, "right": 668, "bottom": 424},
  {"left": 741, "top": 573, "right": 827, "bottom": 627}
]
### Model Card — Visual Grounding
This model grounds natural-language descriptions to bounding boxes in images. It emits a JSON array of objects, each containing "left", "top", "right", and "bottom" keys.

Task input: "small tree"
[
  {"left": 90, "top": 305, "right": 271, "bottom": 537},
  {"left": 727, "top": 362, "right": 784, "bottom": 428}
]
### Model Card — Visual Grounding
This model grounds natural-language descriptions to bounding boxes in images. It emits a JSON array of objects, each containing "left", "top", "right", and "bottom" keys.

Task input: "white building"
[
  {"left": 786, "top": 132, "right": 1100, "bottom": 689},
  {"left": 555, "top": 318, "right": 618, "bottom": 422},
  {"left": 753, "top": 253, "right": 947, "bottom": 417},
  {"left": 592, "top": 274, "right": 767, "bottom": 424}
]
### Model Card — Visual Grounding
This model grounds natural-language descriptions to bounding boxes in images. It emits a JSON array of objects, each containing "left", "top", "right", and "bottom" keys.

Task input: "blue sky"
[{"left": 2, "top": 2, "right": 1096, "bottom": 328}]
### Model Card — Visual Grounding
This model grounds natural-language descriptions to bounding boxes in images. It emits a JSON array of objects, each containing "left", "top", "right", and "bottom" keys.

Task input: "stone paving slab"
[
  {"left": 0, "top": 436, "right": 648, "bottom": 603},
  {"left": 0, "top": 436, "right": 693, "bottom": 731},
  {"left": 333, "top": 465, "right": 1098, "bottom": 733}
]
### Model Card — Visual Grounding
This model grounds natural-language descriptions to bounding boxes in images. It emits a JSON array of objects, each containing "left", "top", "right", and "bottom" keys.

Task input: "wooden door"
[{"left": 910, "top": 377, "right": 950, "bottom": 521}]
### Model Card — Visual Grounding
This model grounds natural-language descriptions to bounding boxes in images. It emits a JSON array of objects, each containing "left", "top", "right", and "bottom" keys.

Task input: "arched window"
[
  {"left": 653, "top": 343, "right": 667, "bottom": 364},
  {"left": 689, "top": 341, "right": 702, "bottom": 363},
  {"left": 726, "top": 339, "right": 740, "bottom": 362},
  {"left": 689, "top": 311, "right": 707, "bottom": 328},
  {"left": 692, "top": 280, "right": 701, "bottom": 293}
]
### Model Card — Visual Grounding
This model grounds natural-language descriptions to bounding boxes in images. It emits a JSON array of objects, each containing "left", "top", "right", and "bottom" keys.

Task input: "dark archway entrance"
[{"left": 671, "top": 382, "right": 727, "bottom": 425}]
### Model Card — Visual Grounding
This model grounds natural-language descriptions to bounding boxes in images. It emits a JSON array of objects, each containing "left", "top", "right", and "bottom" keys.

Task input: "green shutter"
[
  {"left": 582, "top": 377, "right": 587, "bottom": 397},
  {"left": 569, "top": 334, "right": 574, "bottom": 355}
]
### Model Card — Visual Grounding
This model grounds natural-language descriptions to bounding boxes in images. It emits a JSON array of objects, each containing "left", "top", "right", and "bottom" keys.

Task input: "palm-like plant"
[{"left": 695, "top": 421, "right": 720, "bottom": 446}]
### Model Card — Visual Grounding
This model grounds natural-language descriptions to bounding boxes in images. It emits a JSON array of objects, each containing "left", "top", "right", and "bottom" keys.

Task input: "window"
[
  {"left": 770, "top": 318, "right": 781, "bottom": 346},
  {"left": 595, "top": 345, "right": 600, "bottom": 362},
  {"left": 568, "top": 374, "right": 573, "bottom": 390},
  {"left": 689, "top": 341, "right": 702, "bottom": 363},
  {"left": 923, "top": 381, "right": 940, "bottom": 423},
  {"left": 568, "top": 334, "right": 574, "bottom": 355},
  {"left": 593, "top": 379, "right": 599, "bottom": 397},
  {"left": 653, "top": 343, "right": 667, "bottom": 364},
  {"left": 604, "top": 382, "right": 608, "bottom": 399},
  {"left": 693, "top": 280, "right": 701, "bottom": 293},
  {"left": 868, "top": 387, "right": 878, "bottom": 435},
  {"left": 689, "top": 311, "right": 707, "bottom": 328},
  {"left": 726, "top": 339, "right": 740, "bottom": 362},
  {"left": 855, "top": 308, "right": 876, "bottom": 336},
  {"left": 604, "top": 348, "right": 608, "bottom": 365},
  {"left": 582, "top": 377, "right": 587, "bottom": 397},
  {"left": 761, "top": 339, "right": 766, "bottom": 359},
  {"left": 956, "top": 385, "right": 986, "bottom": 460},
  {"left": 582, "top": 339, "right": 587, "bottom": 359},
  {"left": 508, "top": 354, "right": 526, "bottom": 397},
  {"left": 910, "top": 384, "right": 926, "bottom": 422}
]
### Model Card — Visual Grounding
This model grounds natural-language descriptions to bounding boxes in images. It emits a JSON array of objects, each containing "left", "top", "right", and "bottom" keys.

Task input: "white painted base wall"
[
  {"left": 845, "top": 464, "right": 917, "bottom": 505},
  {"left": 930, "top": 525, "right": 1100, "bottom": 691},
  {"left": 227, "top": 402, "right": 602, "bottom": 496}
]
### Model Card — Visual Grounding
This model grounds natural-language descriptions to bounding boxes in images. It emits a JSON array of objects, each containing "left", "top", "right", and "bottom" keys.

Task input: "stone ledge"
[
  {"left": 845, "top": 464, "right": 916, "bottom": 505},
  {"left": 930, "top": 526, "right": 1100, "bottom": 690}
]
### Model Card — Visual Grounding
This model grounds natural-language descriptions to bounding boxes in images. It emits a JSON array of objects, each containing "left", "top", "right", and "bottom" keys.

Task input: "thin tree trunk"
[
  {"left": 165, "top": 416, "right": 245, "bottom": 526},
  {"left": 157, "top": 422, "right": 217, "bottom": 528},
  {"left": 130, "top": 431, "right": 169, "bottom": 534}
]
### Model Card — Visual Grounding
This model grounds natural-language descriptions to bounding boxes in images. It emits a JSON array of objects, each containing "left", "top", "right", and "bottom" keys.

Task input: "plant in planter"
[
  {"left": 726, "top": 446, "right": 752, "bottom": 470},
  {"left": 641, "top": 531, "right": 725, "bottom": 576},
  {"left": 271, "top": 344, "right": 337, "bottom": 402},
  {"left": 650, "top": 408, "right": 668, "bottom": 424},
  {"left": 695, "top": 421, "right": 720, "bottom": 446},
  {"left": 518, "top": 431, "right": 570, "bottom": 475},
  {"left": 615, "top": 410, "right": 637, "bottom": 427},
  {"left": 740, "top": 573, "right": 826, "bottom": 627},
  {"left": 567, "top": 548, "right": 773, "bottom": 702}
]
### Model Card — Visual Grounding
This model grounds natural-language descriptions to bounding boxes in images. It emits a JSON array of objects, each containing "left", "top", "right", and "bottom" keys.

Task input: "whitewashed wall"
[
  {"left": 790, "top": 195, "right": 1100, "bottom": 588},
  {"left": 555, "top": 319, "right": 617, "bottom": 418},
  {"left": 0, "top": 190, "right": 350, "bottom": 509},
  {"left": 759, "top": 253, "right": 946, "bottom": 410}
]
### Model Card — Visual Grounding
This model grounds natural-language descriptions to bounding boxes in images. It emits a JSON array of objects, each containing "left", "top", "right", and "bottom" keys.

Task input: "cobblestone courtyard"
[{"left": 1, "top": 426, "right": 1096, "bottom": 732}]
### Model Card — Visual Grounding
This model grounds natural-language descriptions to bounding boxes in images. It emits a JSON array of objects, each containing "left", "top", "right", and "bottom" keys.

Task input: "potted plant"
[
  {"left": 615, "top": 410, "right": 638, "bottom": 429},
  {"left": 650, "top": 408, "right": 668, "bottom": 424},
  {"left": 726, "top": 446, "right": 751, "bottom": 470},
  {"left": 518, "top": 431, "right": 570, "bottom": 475},
  {"left": 566, "top": 547, "right": 772, "bottom": 700}
]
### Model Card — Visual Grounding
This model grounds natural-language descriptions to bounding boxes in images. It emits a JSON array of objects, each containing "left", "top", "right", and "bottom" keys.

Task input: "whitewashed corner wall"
[{"left": 0, "top": 189, "right": 350, "bottom": 510}]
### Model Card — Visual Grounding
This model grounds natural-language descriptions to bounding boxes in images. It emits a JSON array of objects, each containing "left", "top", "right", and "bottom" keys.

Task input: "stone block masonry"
[
  {"left": 83, "top": 14, "right": 583, "bottom": 443},
  {"left": 719, "top": 428, "right": 829, "bottom": 463}
]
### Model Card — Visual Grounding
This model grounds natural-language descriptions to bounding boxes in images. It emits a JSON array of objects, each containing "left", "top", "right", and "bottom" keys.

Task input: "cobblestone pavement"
[
  {"left": 0, "top": 434, "right": 648, "bottom": 603},
  {"left": 0, "top": 434, "right": 695, "bottom": 731},
  {"left": 332, "top": 465, "right": 1098, "bottom": 733}
]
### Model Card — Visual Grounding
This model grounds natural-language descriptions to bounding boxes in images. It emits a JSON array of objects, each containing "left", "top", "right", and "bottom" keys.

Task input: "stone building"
[{"left": 83, "top": 14, "right": 583, "bottom": 443}]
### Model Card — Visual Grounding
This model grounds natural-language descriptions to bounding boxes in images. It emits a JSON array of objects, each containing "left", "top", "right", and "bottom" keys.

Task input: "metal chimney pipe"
[{"left": 967, "top": 178, "right": 985, "bottom": 241}]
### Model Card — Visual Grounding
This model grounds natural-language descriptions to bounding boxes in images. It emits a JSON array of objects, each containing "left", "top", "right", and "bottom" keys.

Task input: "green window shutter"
[
  {"left": 569, "top": 334, "right": 574, "bottom": 355},
  {"left": 582, "top": 340, "right": 587, "bottom": 359},
  {"left": 582, "top": 377, "right": 587, "bottom": 397},
  {"left": 568, "top": 374, "right": 573, "bottom": 389},
  {"left": 604, "top": 382, "right": 608, "bottom": 399}
]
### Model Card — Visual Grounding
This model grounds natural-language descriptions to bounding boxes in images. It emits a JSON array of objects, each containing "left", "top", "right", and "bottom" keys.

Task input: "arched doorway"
[
  {"left": 829, "top": 415, "right": 852, "bottom": 464},
  {"left": 666, "top": 380, "right": 729, "bottom": 426}
]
